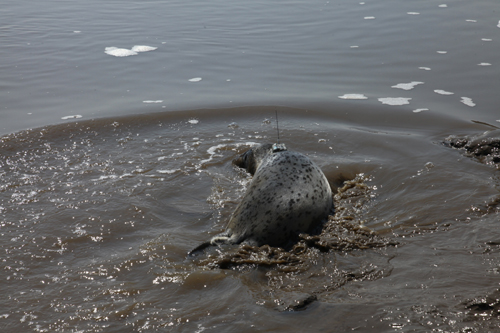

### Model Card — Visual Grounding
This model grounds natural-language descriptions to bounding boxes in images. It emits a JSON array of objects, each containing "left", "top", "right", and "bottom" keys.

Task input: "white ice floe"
[
  {"left": 439, "top": 4, "right": 448, "bottom": 8},
  {"left": 131, "top": 45, "right": 157, "bottom": 52},
  {"left": 407, "top": 12, "right": 420, "bottom": 15},
  {"left": 434, "top": 89, "right": 454, "bottom": 95},
  {"left": 413, "top": 108, "right": 429, "bottom": 113},
  {"left": 364, "top": 16, "right": 375, "bottom": 20},
  {"left": 104, "top": 47, "right": 138, "bottom": 57},
  {"left": 481, "top": 38, "right": 492, "bottom": 42},
  {"left": 466, "top": 20, "right": 477, "bottom": 23},
  {"left": 378, "top": 97, "right": 412, "bottom": 106},
  {"left": 478, "top": 63, "right": 492, "bottom": 66},
  {"left": 189, "top": 77, "right": 202, "bottom": 82},
  {"left": 61, "top": 115, "right": 82, "bottom": 120},
  {"left": 498, "top": 20, "right": 500, "bottom": 28},
  {"left": 419, "top": 67, "right": 431, "bottom": 70},
  {"left": 338, "top": 94, "right": 368, "bottom": 100},
  {"left": 105, "top": 45, "right": 157, "bottom": 57},
  {"left": 460, "top": 97, "right": 476, "bottom": 107},
  {"left": 437, "top": 51, "right": 447, "bottom": 54},
  {"left": 143, "top": 100, "right": 163, "bottom": 103},
  {"left": 391, "top": 81, "right": 424, "bottom": 90}
]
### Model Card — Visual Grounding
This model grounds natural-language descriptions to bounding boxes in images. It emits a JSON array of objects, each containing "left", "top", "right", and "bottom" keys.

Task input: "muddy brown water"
[{"left": 1, "top": 106, "right": 500, "bottom": 332}]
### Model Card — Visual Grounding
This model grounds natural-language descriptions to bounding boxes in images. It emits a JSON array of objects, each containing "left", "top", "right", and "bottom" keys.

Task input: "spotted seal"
[{"left": 188, "top": 143, "right": 333, "bottom": 255}]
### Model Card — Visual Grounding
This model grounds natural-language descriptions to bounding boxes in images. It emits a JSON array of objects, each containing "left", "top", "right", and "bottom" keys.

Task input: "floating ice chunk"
[
  {"left": 350, "top": 45, "right": 359, "bottom": 48},
  {"left": 338, "top": 94, "right": 368, "bottom": 100},
  {"left": 73, "top": 31, "right": 81, "bottom": 33},
  {"left": 498, "top": 20, "right": 500, "bottom": 28},
  {"left": 131, "top": 45, "right": 157, "bottom": 52},
  {"left": 104, "top": 47, "right": 138, "bottom": 57},
  {"left": 143, "top": 100, "right": 163, "bottom": 103},
  {"left": 478, "top": 63, "right": 492, "bottom": 66},
  {"left": 407, "top": 12, "right": 420, "bottom": 15},
  {"left": 391, "top": 81, "right": 424, "bottom": 90},
  {"left": 437, "top": 51, "right": 447, "bottom": 54},
  {"left": 460, "top": 97, "right": 476, "bottom": 107},
  {"left": 434, "top": 89, "right": 454, "bottom": 95},
  {"left": 188, "top": 119, "right": 199, "bottom": 124},
  {"left": 378, "top": 97, "right": 411, "bottom": 106},
  {"left": 413, "top": 108, "right": 429, "bottom": 113},
  {"left": 419, "top": 67, "right": 431, "bottom": 70},
  {"left": 61, "top": 115, "right": 82, "bottom": 119},
  {"left": 481, "top": 38, "right": 492, "bottom": 41},
  {"left": 438, "top": 4, "right": 448, "bottom": 8},
  {"left": 189, "top": 77, "right": 202, "bottom": 82},
  {"left": 466, "top": 19, "right": 477, "bottom": 23},
  {"left": 364, "top": 16, "right": 375, "bottom": 19}
]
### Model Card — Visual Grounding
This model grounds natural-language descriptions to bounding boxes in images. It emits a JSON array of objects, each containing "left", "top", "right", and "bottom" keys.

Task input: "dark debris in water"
[
  {"left": 463, "top": 289, "right": 500, "bottom": 326},
  {"left": 445, "top": 130, "right": 500, "bottom": 168}
]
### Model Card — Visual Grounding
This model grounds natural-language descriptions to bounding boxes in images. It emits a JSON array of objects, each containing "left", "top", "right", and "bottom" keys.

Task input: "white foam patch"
[
  {"left": 104, "top": 47, "right": 138, "bottom": 57},
  {"left": 434, "top": 89, "right": 454, "bottom": 95},
  {"left": 478, "top": 63, "right": 492, "bottom": 66},
  {"left": 61, "top": 115, "right": 82, "bottom": 120},
  {"left": 498, "top": 20, "right": 500, "bottom": 28},
  {"left": 157, "top": 169, "right": 178, "bottom": 174},
  {"left": 407, "top": 12, "right": 420, "bottom": 15},
  {"left": 460, "top": 97, "right": 476, "bottom": 107},
  {"left": 188, "top": 119, "right": 199, "bottom": 124},
  {"left": 189, "top": 77, "right": 202, "bottom": 82},
  {"left": 364, "top": 16, "right": 375, "bottom": 19},
  {"left": 437, "top": 51, "right": 447, "bottom": 54},
  {"left": 350, "top": 45, "right": 359, "bottom": 48},
  {"left": 131, "top": 45, "right": 157, "bottom": 52},
  {"left": 413, "top": 108, "right": 429, "bottom": 113},
  {"left": 391, "top": 81, "right": 424, "bottom": 90},
  {"left": 378, "top": 97, "right": 411, "bottom": 106},
  {"left": 482, "top": 38, "right": 492, "bottom": 42},
  {"left": 338, "top": 94, "right": 368, "bottom": 100},
  {"left": 143, "top": 100, "right": 163, "bottom": 103},
  {"left": 419, "top": 67, "right": 431, "bottom": 70},
  {"left": 439, "top": 4, "right": 448, "bottom": 8},
  {"left": 466, "top": 20, "right": 477, "bottom": 23}
]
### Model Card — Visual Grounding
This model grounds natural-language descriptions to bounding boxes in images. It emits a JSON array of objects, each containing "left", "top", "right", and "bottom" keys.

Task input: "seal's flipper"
[{"left": 187, "top": 241, "right": 212, "bottom": 257}]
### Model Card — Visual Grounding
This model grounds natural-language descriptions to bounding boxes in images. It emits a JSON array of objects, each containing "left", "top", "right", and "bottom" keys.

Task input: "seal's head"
[{"left": 233, "top": 143, "right": 274, "bottom": 175}]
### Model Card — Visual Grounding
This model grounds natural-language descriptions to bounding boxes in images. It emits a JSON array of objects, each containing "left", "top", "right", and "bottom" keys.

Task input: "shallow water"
[{"left": 1, "top": 0, "right": 500, "bottom": 332}]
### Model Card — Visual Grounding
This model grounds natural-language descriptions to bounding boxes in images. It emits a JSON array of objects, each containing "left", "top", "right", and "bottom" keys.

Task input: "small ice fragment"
[
  {"left": 188, "top": 119, "right": 199, "bottom": 124},
  {"left": 407, "top": 12, "right": 420, "bottom": 15},
  {"left": 364, "top": 16, "right": 375, "bottom": 19},
  {"left": 478, "top": 63, "right": 492, "bottom": 66},
  {"left": 73, "top": 31, "right": 81, "bottom": 33},
  {"left": 226, "top": 79, "right": 231, "bottom": 81},
  {"left": 413, "top": 108, "right": 429, "bottom": 113},
  {"left": 143, "top": 100, "right": 163, "bottom": 103},
  {"left": 434, "top": 89, "right": 454, "bottom": 95},
  {"left": 391, "top": 81, "right": 424, "bottom": 90},
  {"left": 104, "top": 47, "right": 138, "bottom": 57},
  {"left": 189, "top": 77, "right": 202, "bottom": 82},
  {"left": 350, "top": 45, "right": 359, "bottom": 48},
  {"left": 338, "top": 94, "right": 368, "bottom": 100},
  {"left": 61, "top": 115, "right": 82, "bottom": 120},
  {"left": 378, "top": 97, "right": 411, "bottom": 106},
  {"left": 466, "top": 20, "right": 477, "bottom": 23},
  {"left": 438, "top": 4, "right": 448, "bottom": 8},
  {"left": 481, "top": 39, "right": 492, "bottom": 41},
  {"left": 131, "top": 45, "right": 157, "bottom": 52},
  {"left": 460, "top": 97, "right": 476, "bottom": 107},
  {"left": 419, "top": 67, "right": 431, "bottom": 70},
  {"left": 497, "top": 20, "right": 500, "bottom": 28},
  {"left": 437, "top": 51, "right": 447, "bottom": 54}
]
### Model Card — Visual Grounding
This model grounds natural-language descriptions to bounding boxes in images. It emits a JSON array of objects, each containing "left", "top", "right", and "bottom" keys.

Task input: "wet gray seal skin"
[{"left": 188, "top": 143, "right": 333, "bottom": 256}]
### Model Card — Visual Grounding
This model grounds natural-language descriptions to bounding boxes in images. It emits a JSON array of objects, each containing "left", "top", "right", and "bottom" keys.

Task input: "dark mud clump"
[{"left": 445, "top": 129, "right": 500, "bottom": 168}]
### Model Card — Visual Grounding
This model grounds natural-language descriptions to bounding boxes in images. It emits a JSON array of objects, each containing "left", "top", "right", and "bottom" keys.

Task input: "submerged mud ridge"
[{"left": 445, "top": 129, "right": 500, "bottom": 168}]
